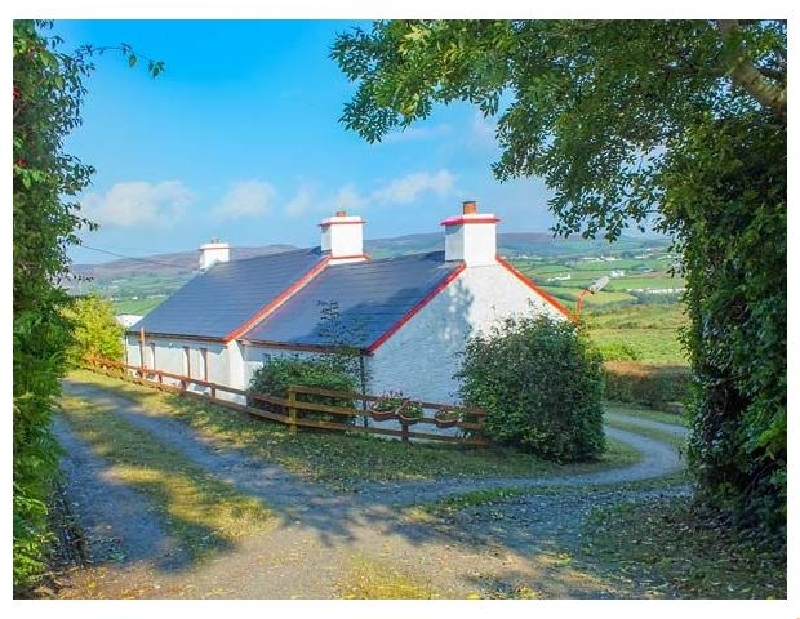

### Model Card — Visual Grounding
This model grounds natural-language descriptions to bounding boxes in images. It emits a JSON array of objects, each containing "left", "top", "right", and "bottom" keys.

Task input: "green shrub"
[
  {"left": 596, "top": 340, "right": 640, "bottom": 362},
  {"left": 457, "top": 315, "right": 605, "bottom": 462},
  {"left": 62, "top": 294, "right": 124, "bottom": 366},
  {"left": 603, "top": 361, "right": 691, "bottom": 409},
  {"left": 248, "top": 355, "right": 358, "bottom": 425}
]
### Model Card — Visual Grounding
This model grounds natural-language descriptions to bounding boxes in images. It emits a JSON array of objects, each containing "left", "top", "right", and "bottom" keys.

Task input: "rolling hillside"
[{"left": 67, "top": 232, "right": 674, "bottom": 314}]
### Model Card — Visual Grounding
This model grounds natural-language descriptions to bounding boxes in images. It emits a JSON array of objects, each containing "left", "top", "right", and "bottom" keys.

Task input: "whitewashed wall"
[
  {"left": 368, "top": 262, "right": 566, "bottom": 404},
  {"left": 124, "top": 335, "right": 228, "bottom": 395},
  {"left": 121, "top": 260, "right": 564, "bottom": 408}
]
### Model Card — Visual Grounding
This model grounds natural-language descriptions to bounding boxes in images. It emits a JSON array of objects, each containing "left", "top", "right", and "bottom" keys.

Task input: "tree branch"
[{"left": 717, "top": 20, "right": 786, "bottom": 121}]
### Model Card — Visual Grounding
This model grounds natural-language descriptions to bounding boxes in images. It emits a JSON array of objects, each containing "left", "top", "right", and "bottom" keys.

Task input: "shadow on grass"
[{"left": 56, "top": 371, "right": 703, "bottom": 599}]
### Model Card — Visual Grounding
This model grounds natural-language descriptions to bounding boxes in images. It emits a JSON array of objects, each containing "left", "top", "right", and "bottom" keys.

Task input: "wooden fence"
[{"left": 83, "top": 356, "right": 489, "bottom": 446}]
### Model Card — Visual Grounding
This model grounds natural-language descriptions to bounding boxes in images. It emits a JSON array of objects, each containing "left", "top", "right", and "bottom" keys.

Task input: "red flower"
[
  {"left": 16, "top": 158, "right": 27, "bottom": 168},
  {"left": 13, "top": 85, "right": 19, "bottom": 100}
]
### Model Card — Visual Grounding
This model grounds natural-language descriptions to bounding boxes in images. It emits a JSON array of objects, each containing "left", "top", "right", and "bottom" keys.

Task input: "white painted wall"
[
  {"left": 121, "top": 259, "right": 565, "bottom": 409},
  {"left": 124, "top": 335, "right": 228, "bottom": 395},
  {"left": 369, "top": 261, "right": 566, "bottom": 404}
]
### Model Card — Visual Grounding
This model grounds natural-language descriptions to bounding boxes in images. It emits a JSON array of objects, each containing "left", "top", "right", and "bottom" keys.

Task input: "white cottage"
[{"left": 126, "top": 201, "right": 570, "bottom": 404}]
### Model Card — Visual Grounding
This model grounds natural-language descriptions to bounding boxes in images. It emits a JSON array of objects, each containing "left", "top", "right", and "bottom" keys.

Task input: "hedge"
[{"left": 603, "top": 361, "right": 691, "bottom": 410}]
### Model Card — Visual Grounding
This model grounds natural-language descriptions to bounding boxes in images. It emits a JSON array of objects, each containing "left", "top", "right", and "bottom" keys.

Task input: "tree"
[
  {"left": 62, "top": 294, "right": 125, "bottom": 366},
  {"left": 13, "top": 20, "right": 161, "bottom": 592},
  {"left": 332, "top": 20, "right": 786, "bottom": 532}
]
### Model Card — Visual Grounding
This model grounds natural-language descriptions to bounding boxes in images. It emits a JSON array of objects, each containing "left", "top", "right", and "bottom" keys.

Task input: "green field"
[
  {"left": 587, "top": 304, "right": 689, "bottom": 365},
  {"left": 111, "top": 297, "right": 165, "bottom": 315}
]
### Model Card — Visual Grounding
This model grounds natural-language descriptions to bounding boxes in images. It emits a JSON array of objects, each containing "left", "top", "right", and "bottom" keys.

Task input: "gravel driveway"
[{"left": 53, "top": 378, "right": 690, "bottom": 600}]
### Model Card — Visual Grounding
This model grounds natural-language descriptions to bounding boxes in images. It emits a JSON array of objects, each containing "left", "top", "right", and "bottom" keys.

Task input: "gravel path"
[{"left": 54, "top": 378, "right": 691, "bottom": 600}]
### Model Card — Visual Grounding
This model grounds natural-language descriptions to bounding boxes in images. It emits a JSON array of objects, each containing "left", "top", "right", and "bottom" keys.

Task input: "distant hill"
[
  {"left": 71, "top": 244, "right": 296, "bottom": 281},
  {"left": 67, "top": 232, "right": 671, "bottom": 297}
]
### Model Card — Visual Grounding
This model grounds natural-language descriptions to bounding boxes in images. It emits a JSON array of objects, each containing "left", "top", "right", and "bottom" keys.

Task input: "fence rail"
[{"left": 83, "top": 356, "right": 489, "bottom": 446}]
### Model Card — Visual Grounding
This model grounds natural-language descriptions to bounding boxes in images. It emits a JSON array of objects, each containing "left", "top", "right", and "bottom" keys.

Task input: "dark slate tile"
[
  {"left": 243, "top": 251, "right": 460, "bottom": 348},
  {"left": 132, "top": 248, "right": 324, "bottom": 339}
]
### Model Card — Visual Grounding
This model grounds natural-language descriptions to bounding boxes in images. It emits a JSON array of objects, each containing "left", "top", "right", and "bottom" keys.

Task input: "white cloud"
[
  {"left": 333, "top": 184, "right": 368, "bottom": 211},
  {"left": 283, "top": 185, "right": 315, "bottom": 218},
  {"left": 211, "top": 180, "right": 277, "bottom": 221},
  {"left": 80, "top": 180, "right": 193, "bottom": 227},
  {"left": 383, "top": 124, "right": 452, "bottom": 143},
  {"left": 371, "top": 169, "right": 456, "bottom": 205}
]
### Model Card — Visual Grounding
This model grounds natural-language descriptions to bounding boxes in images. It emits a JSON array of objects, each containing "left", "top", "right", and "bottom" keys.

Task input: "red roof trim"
[
  {"left": 367, "top": 263, "right": 467, "bottom": 354},
  {"left": 224, "top": 256, "right": 331, "bottom": 341},
  {"left": 440, "top": 216, "right": 500, "bottom": 226},
  {"left": 495, "top": 255, "right": 574, "bottom": 320}
]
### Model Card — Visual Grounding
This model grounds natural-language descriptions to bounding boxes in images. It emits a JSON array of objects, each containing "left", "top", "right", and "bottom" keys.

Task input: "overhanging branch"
[{"left": 717, "top": 20, "right": 787, "bottom": 121}]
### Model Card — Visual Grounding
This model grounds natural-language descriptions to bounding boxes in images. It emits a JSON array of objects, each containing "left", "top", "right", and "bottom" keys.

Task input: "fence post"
[
  {"left": 400, "top": 419, "right": 409, "bottom": 443},
  {"left": 288, "top": 387, "right": 298, "bottom": 435}
]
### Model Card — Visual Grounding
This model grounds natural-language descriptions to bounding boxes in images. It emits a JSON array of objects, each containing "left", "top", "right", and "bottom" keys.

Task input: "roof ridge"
[
  {"left": 327, "top": 249, "right": 446, "bottom": 266},
  {"left": 224, "top": 246, "right": 322, "bottom": 265}
]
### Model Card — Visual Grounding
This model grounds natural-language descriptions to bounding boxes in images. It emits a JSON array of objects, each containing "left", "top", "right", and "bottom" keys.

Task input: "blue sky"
[{"left": 54, "top": 19, "right": 560, "bottom": 265}]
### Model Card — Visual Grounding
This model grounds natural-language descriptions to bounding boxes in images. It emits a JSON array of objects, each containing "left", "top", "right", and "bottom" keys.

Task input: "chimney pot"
[
  {"left": 462, "top": 200, "right": 478, "bottom": 215},
  {"left": 335, "top": 209, "right": 347, "bottom": 217}
]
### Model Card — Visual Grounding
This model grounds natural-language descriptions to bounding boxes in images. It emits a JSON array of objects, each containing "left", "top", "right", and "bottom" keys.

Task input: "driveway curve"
[{"left": 54, "top": 378, "right": 691, "bottom": 600}]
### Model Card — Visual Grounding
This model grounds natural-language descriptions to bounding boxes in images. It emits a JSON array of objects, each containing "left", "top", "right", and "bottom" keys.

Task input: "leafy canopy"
[
  {"left": 332, "top": 19, "right": 786, "bottom": 240},
  {"left": 333, "top": 19, "right": 786, "bottom": 533}
]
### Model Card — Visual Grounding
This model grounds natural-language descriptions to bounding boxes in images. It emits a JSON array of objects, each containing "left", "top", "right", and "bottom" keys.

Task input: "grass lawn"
[
  {"left": 602, "top": 418, "right": 687, "bottom": 453},
  {"left": 57, "top": 394, "right": 276, "bottom": 562},
  {"left": 604, "top": 403, "right": 689, "bottom": 427},
  {"left": 68, "top": 369, "right": 641, "bottom": 491}
]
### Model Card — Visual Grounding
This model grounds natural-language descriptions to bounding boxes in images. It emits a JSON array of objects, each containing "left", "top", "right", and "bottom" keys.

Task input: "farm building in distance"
[{"left": 125, "top": 201, "right": 570, "bottom": 404}]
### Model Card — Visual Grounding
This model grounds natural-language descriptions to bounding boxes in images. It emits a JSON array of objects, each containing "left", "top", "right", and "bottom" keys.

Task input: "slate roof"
[
  {"left": 131, "top": 248, "right": 324, "bottom": 339},
  {"left": 243, "top": 251, "right": 460, "bottom": 349}
]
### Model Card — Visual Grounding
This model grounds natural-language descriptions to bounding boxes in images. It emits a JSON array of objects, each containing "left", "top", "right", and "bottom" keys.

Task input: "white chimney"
[
  {"left": 199, "top": 238, "right": 230, "bottom": 270},
  {"left": 318, "top": 210, "right": 367, "bottom": 264},
  {"left": 441, "top": 200, "right": 499, "bottom": 266}
]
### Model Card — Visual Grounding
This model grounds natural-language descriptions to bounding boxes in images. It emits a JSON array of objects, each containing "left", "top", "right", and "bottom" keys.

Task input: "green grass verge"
[
  {"left": 604, "top": 403, "right": 689, "bottom": 426},
  {"left": 582, "top": 496, "right": 787, "bottom": 599},
  {"left": 57, "top": 394, "right": 275, "bottom": 562},
  {"left": 68, "top": 369, "right": 641, "bottom": 491},
  {"left": 603, "top": 418, "right": 687, "bottom": 453}
]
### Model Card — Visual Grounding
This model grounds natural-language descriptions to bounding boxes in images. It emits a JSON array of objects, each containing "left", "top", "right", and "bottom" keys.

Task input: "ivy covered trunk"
[
  {"left": 665, "top": 116, "right": 786, "bottom": 534},
  {"left": 13, "top": 20, "right": 94, "bottom": 592}
]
